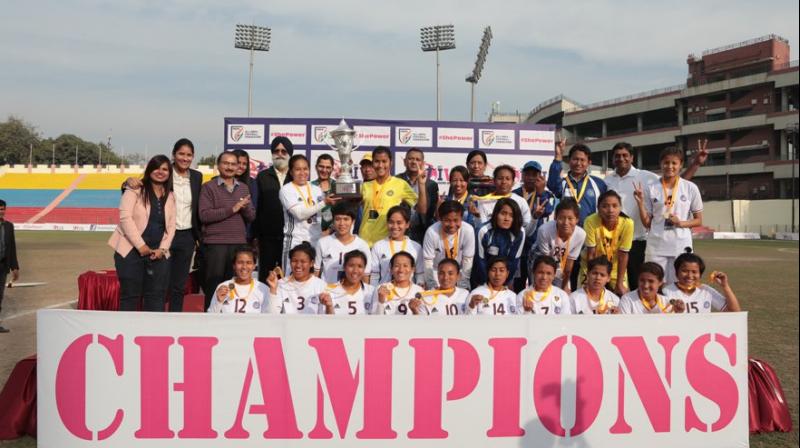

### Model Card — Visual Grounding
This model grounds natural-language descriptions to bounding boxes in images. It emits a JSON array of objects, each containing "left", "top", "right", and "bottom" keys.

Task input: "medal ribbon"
[
  {"left": 565, "top": 174, "right": 589, "bottom": 204},
  {"left": 661, "top": 177, "right": 680, "bottom": 217},
  {"left": 441, "top": 229, "right": 459, "bottom": 259},
  {"left": 587, "top": 287, "right": 607, "bottom": 313},
  {"left": 597, "top": 220, "right": 622, "bottom": 261},
  {"left": 371, "top": 177, "right": 389, "bottom": 214},
  {"left": 557, "top": 236, "right": 571, "bottom": 273},
  {"left": 639, "top": 292, "right": 668, "bottom": 313},
  {"left": 228, "top": 279, "right": 255, "bottom": 304},
  {"left": 389, "top": 238, "right": 408, "bottom": 256},
  {"left": 419, "top": 288, "right": 455, "bottom": 306},
  {"left": 525, "top": 286, "right": 552, "bottom": 304},
  {"left": 293, "top": 182, "right": 314, "bottom": 207}
]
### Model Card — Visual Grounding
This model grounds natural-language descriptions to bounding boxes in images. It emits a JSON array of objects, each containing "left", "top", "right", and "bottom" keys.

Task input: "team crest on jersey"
[
  {"left": 704, "top": 301, "right": 711, "bottom": 309},
  {"left": 509, "top": 305, "right": 517, "bottom": 314},
  {"left": 386, "top": 190, "right": 395, "bottom": 197},
  {"left": 310, "top": 296, "right": 319, "bottom": 304},
  {"left": 680, "top": 195, "right": 687, "bottom": 202},
  {"left": 554, "top": 306, "right": 561, "bottom": 314},
  {"left": 252, "top": 301, "right": 260, "bottom": 309},
  {"left": 365, "top": 302, "right": 372, "bottom": 311}
]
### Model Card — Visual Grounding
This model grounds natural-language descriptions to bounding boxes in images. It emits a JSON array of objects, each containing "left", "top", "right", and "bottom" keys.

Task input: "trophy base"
[{"left": 334, "top": 181, "right": 362, "bottom": 199}]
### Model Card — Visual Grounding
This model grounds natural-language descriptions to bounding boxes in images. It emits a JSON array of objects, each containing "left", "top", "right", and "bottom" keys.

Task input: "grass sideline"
[{"left": 0, "top": 234, "right": 797, "bottom": 447}]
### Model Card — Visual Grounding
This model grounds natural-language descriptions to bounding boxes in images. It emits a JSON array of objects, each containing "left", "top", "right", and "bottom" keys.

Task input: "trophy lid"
[{"left": 329, "top": 119, "right": 356, "bottom": 138}]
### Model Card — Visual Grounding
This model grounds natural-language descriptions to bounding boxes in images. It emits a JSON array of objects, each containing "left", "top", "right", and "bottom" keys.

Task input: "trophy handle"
[{"left": 321, "top": 131, "right": 337, "bottom": 151}]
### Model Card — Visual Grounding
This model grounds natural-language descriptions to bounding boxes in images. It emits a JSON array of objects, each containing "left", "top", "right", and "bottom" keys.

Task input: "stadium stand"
[{"left": 0, "top": 167, "right": 215, "bottom": 225}]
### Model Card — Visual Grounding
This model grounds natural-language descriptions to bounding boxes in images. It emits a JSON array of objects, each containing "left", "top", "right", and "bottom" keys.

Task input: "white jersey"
[
  {"left": 422, "top": 221, "right": 476, "bottom": 289},
  {"left": 207, "top": 279, "right": 270, "bottom": 314},
  {"left": 314, "top": 234, "right": 372, "bottom": 284},
  {"left": 533, "top": 220, "right": 586, "bottom": 288},
  {"left": 416, "top": 287, "right": 470, "bottom": 316},
  {"left": 618, "top": 291, "right": 675, "bottom": 314},
  {"left": 662, "top": 283, "right": 727, "bottom": 313},
  {"left": 370, "top": 283, "right": 425, "bottom": 316},
  {"left": 280, "top": 182, "right": 325, "bottom": 273},
  {"left": 605, "top": 166, "right": 660, "bottom": 240},
  {"left": 370, "top": 237, "right": 424, "bottom": 285},
  {"left": 323, "top": 281, "right": 375, "bottom": 315},
  {"left": 465, "top": 285, "right": 518, "bottom": 315},
  {"left": 570, "top": 287, "right": 621, "bottom": 315},
  {"left": 516, "top": 286, "right": 572, "bottom": 315},
  {"left": 475, "top": 192, "right": 533, "bottom": 232},
  {"left": 643, "top": 177, "right": 703, "bottom": 257},
  {"left": 273, "top": 276, "right": 328, "bottom": 315}
]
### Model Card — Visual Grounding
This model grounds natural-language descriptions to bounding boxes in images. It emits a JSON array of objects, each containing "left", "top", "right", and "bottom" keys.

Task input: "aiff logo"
[
  {"left": 314, "top": 126, "right": 328, "bottom": 144},
  {"left": 399, "top": 128, "right": 413, "bottom": 144},
  {"left": 481, "top": 130, "right": 496, "bottom": 146},
  {"left": 230, "top": 126, "right": 245, "bottom": 142}
]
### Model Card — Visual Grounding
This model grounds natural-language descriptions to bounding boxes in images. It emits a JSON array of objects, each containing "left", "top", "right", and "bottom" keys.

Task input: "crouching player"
[
  {"left": 319, "top": 249, "right": 375, "bottom": 315},
  {"left": 208, "top": 247, "right": 270, "bottom": 313},
  {"left": 466, "top": 256, "right": 518, "bottom": 315},
  {"left": 571, "top": 256, "right": 621, "bottom": 314},
  {"left": 409, "top": 258, "right": 470, "bottom": 315},
  {"left": 619, "top": 262, "right": 686, "bottom": 314},
  {"left": 516, "top": 255, "right": 572, "bottom": 315},
  {"left": 267, "top": 242, "right": 328, "bottom": 314},
  {"left": 662, "top": 251, "right": 741, "bottom": 313},
  {"left": 372, "top": 251, "right": 425, "bottom": 315}
]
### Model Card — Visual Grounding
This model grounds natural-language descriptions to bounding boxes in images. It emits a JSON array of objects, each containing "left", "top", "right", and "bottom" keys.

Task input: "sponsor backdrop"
[
  {"left": 39, "top": 310, "right": 748, "bottom": 447},
  {"left": 224, "top": 118, "right": 556, "bottom": 186}
]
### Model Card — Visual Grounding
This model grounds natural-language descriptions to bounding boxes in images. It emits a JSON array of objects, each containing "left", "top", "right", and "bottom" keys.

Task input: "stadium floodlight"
[
  {"left": 420, "top": 24, "right": 456, "bottom": 121},
  {"left": 235, "top": 23, "right": 272, "bottom": 117},
  {"left": 465, "top": 26, "right": 492, "bottom": 122}
]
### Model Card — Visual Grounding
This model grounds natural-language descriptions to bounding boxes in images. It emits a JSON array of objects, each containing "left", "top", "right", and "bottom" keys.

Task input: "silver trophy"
[{"left": 324, "top": 119, "right": 362, "bottom": 198}]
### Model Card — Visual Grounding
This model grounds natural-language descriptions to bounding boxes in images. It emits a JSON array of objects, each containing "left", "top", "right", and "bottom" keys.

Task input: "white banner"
[
  {"left": 354, "top": 126, "right": 392, "bottom": 147},
  {"left": 436, "top": 128, "right": 475, "bottom": 149},
  {"left": 269, "top": 125, "right": 308, "bottom": 146},
  {"left": 38, "top": 310, "right": 748, "bottom": 448},
  {"left": 227, "top": 124, "right": 265, "bottom": 145},
  {"left": 395, "top": 127, "right": 433, "bottom": 148},
  {"left": 519, "top": 130, "right": 556, "bottom": 152}
]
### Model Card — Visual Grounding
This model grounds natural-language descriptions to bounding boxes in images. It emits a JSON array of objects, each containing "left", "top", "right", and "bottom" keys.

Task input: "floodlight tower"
[
  {"left": 420, "top": 24, "right": 456, "bottom": 121},
  {"left": 235, "top": 24, "right": 271, "bottom": 117},
  {"left": 466, "top": 26, "right": 492, "bottom": 122}
]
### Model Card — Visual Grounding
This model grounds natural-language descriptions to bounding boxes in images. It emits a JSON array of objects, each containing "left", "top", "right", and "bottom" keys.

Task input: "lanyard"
[
  {"left": 455, "top": 192, "right": 468, "bottom": 204},
  {"left": 292, "top": 182, "right": 314, "bottom": 207},
  {"left": 441, "top": 229, "right": 459, "bottom": 259},
  {"left": 565, "top": 174, "right": 589, "bottom": 204},
  {"left": 597, "top": 219, "right": 622, "bottom": 261},
  {"left": 660, "top": 177, "right": 680, "bottom": 217},
  {"left": 487, "top": 285, "right": 505, "bottom": 301},
  {"left": 389, "top": 237, "right": 408, "bottom": 255},
  {"left": 675, "top": 282, "right": 698, "bottom": 295},
  {"left": 387, "top": 283, "right": 413, "bottom": 301}
]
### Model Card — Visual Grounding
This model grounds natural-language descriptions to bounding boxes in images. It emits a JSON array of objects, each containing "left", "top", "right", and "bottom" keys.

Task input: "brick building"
[{"left": 504, "top": 34, "right": 799, "bottom": 200}]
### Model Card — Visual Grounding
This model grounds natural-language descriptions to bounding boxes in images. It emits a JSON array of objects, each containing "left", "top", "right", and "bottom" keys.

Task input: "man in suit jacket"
[
  {"left": 0, "top": 199, "right": 20, "bottom": 333},
  {"left": 253, "top": 137, "right": 293, "bottom": 282}
]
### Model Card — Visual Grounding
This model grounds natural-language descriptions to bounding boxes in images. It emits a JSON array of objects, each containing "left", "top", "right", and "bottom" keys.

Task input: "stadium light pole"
[
  {"left": 421, "top": 25, "right": 455, "bottom": 121},
  {"left": 235, "top": 24, "right": 271, "bottom": 117},
  {"left": 465, "top": 26, "right": 492, "bottom": 122}
]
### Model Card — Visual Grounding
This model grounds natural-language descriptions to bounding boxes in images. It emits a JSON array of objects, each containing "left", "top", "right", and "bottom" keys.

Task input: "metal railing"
[
  {"left": 563, "top": 83, "right": 685, "bottom": 114},
  {"left": 528, "top": 94, "right": 584, "bottom": 117},
  {"left": 687, "top": 34, "right": 789, "bottom": 59}
]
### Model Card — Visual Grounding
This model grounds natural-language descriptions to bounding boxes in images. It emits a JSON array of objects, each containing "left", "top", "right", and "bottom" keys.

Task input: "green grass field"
[{"left": 0, "top": 233, "right": 797, "bottom": 447}]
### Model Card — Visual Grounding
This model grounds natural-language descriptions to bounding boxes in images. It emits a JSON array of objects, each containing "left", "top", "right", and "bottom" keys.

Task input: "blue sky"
[{"left": 1, "top": 0, "right": 798, "bottom": 159}]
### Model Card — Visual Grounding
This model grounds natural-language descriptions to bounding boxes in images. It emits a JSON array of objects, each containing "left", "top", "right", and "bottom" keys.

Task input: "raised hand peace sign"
[
  {"left": 695, "top": 138, "right": 709, "bottom": 166},
  {"left": 532, "top": 197, "right": 547, "bottom": 219},
  {"left": 633, "top": 182, "right": 645, "bottom": 204}
]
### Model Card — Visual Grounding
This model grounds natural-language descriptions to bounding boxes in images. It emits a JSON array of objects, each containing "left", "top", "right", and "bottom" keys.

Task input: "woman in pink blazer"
[{"left": 108, "top": 155, "right": 177, "bottom": 311}]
